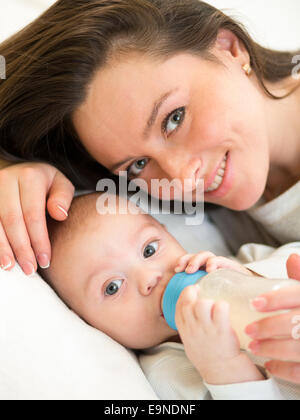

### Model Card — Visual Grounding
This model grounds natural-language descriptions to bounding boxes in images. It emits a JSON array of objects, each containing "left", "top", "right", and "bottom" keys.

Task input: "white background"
[{"left": 0, "top": 0, "right": 299, "bottom": 51}]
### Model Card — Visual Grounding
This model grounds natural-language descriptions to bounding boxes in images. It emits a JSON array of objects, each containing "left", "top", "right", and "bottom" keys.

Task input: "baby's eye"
[
  {"left": 143, "top": 241, "right": 159, "bottom": 259},
  {"left": 104, "top": 279, "right": 123, "bottom": 296},
  {"left": 127, "top": 158, "right": 149, "bottom": 179}
]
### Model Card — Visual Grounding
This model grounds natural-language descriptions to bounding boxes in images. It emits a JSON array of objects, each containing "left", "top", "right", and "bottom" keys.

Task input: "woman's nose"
[
  {"left": 138, "top": 271, "right": 163, "bottom": 296},
  {"left": 157, "top": 152, "right": 202, "bottom": 192}
]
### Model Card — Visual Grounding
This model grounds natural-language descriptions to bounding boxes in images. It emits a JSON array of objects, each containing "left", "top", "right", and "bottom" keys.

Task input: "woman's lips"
[
  {"left": 193, "top": 153, "right": 228, "bottom": 193},
  {"left": 204, "top": 152, "right": 228, "bottom": 192},
  {"left": 204, "top": 151, "right": 233, "bottom": 198}
]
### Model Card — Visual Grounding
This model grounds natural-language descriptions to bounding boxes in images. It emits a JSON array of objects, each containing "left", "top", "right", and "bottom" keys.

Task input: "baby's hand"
[
  {"left": 175, "top": 285, "right": 241, "bottom": 381},
  {"left": 175, "top": 251, "right": 253, "bottom": 276},
  {"left": 175, "top": 286, "right": 264, "bottom": 384}
]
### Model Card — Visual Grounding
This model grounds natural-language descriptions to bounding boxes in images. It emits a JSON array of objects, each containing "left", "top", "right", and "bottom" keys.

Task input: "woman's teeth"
[{"left": 206, "top": 154, "right": 228, "bottom": 192}]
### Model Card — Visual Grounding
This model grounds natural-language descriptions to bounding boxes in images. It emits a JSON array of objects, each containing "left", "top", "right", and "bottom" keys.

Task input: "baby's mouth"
[
  {"left": 159, "top": 271, "right": 174, "bottom": 319},
  {"left": 159, "top": 284, "right": 168, "bottom": 319}
]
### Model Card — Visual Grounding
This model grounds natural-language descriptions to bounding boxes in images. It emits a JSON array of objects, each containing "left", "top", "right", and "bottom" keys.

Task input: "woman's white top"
[{"left": 206, "top": 181, "right": 300, "bottom": 254}]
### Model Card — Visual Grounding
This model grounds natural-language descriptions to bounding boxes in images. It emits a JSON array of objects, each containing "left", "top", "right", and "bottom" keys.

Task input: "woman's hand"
[
  {"left": 245, "top": 254, "right": 300, "bottom": 384},
  {"left": 175, "top": 250, "right": 253, "bottom": 276},
  {"left": 0, "top": 162, "right": 75, "bottom": 275},
  {"left": 175, "top": 285, "right": 264, "bottom": 385}
]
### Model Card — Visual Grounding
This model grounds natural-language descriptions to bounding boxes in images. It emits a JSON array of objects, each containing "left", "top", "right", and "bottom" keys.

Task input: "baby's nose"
[{"left": 139, "top": 271, "right": 163, "bottom": 295}]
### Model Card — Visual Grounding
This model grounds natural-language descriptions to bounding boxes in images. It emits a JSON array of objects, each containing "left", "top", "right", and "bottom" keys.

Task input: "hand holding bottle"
[
  {"left": 245, "top": 253, "right": 300, "bottom": 384},
  {"left": 173, "top": 251, "right": 265, "bottom": 384}
]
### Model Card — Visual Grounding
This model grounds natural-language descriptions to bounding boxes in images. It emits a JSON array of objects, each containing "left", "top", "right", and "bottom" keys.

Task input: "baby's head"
[{"left": 42, "top": 193, "right": 185, "bottom": 349}]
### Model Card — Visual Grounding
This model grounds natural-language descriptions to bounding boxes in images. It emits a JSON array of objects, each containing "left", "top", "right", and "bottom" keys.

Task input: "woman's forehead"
[{"left": 75, "top": 52, "right": 204, "bottom": 120}]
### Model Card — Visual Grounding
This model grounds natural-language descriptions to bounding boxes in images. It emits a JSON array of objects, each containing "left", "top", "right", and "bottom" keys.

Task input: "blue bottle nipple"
[{"left": 162, "top": 270, "right": 207, "bottom": 331}]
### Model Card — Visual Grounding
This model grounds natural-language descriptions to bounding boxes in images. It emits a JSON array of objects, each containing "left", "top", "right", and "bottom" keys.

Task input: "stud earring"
[{"left": 242, "top": 63, "right": 252, "bottom": 76}]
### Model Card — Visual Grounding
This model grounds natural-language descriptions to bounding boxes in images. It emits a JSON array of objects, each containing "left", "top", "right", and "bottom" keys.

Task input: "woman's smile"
[
  {"left": 204, "top": 151, "right": 233, "bottom": 198},
  {"left": 205, "top": 152, "right": 228, "bottom": 193}
]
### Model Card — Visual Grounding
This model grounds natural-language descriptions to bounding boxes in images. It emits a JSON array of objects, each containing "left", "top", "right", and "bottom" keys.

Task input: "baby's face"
[{"left": 47, "top": 201, "right": 186, "bottom": 349}]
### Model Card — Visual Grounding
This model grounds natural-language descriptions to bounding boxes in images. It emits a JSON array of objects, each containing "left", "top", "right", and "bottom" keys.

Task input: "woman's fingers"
[
  {"left": 0, "top": 178, "right": 37, "bottom": 276},
  {"left": 251, "top": 284, "right": 300, "bottom": 312},
  {"left": 0, "top": 220, "right": 15, "bottom": 271},
  {"left": 46, "top": 170, "right": 75, "bottom": 221},
  {"left": 245, "top": 309, "right": 300, "bottom": 340},
  {"left": 248, "top": 338, "right": 300, "bottom": 362},
  {"left": 264, "top": 360, "right": 300, "bottom": 384},
  {"left": 287, "top": 254, "right": 300, "bottom": 281},
  {"left": 0, "top": 162, "right": 75, "bottom": 276},
  {"left": 19, "top": 169, "right": 51, "bottom": 269}
]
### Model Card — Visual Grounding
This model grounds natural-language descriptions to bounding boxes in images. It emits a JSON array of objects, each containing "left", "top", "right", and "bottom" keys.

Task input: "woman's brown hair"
[{"left": 0, "top": 0, "right": 299, "bottom": 189}]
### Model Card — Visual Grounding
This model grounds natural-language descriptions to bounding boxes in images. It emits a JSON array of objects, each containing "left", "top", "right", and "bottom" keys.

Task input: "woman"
[{"left": 0, "top": 0, "right": 300, "bottom": 383}]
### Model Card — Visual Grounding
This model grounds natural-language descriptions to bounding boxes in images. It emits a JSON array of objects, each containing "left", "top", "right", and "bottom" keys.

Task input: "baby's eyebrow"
[
  {"left": 130, "top": 220, "right": 162, "bottom": 244},
  {"left": 85, "top": 220, "right": 160, "bottom": 289}
]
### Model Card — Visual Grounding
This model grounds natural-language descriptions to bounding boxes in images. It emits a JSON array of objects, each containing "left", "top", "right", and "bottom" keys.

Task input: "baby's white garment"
[
  {"left": 139, "top": 242, "right": 300, "bottom": 400},
  {"left": 139, "top": 343, "right": 287, "bottom": 400}
]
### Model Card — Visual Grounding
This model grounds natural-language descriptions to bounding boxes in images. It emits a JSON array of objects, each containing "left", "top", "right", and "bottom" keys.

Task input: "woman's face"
[{"left": 73, "top": 32, "right": 270, "bottom": 211}]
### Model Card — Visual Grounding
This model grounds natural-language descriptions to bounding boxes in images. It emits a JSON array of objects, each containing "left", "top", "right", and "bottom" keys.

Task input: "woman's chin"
[
  {"left": 210, "top": 178, "right": 266, "bottom": 211},
  {"left": 224, "top": 188, "right": 266, "bottom": 211}
]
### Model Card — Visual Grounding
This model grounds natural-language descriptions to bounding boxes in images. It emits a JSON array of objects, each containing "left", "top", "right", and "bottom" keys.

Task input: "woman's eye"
[
  {"left": 143, "top": 241, "right": 159, "bottom": 259},
  {"left": 127, "top": 158, "right": 149, "bottom": 179},
  {"left": 104, "top": 279, "right": 123, "bottom": 296},
  {"left": 162, "top": 107, "right": 185, "bottom": 136}
]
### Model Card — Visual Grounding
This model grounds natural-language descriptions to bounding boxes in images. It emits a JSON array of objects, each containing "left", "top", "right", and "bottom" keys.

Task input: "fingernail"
[
  {"left": 57, "top": 205, "right": 68, "bottom": 217},
  {"left": 22, "top": 262, "right": 35, "bottom": 277},
  {"left": 0, "top": 256, "right": 12, "bottom": 270},
  {"left": 250, "top": 297, "right": 267, "bottom": 311},
  {"left": 37, "top": 253, "right": 50, "bottom": 269},
  {"left": 245, "top": 323, "right": 258, "bottom": 338},
  {"left": 248, "top": 340, "right": 260, "bottom": 353}
]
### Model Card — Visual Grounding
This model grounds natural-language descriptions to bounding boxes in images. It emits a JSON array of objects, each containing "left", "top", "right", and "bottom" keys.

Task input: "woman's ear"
[{"left": 215, "top": 28, "right": 249, "bottom": 63}]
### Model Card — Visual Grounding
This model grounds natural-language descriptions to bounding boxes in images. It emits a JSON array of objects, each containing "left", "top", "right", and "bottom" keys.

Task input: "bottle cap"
[{"left": 162, "top": 270, "right": 207, "bottom": 330}]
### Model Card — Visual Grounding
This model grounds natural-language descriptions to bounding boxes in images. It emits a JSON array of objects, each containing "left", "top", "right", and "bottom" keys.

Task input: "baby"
[{"left": 41, "top": 192, "right": 265, "bottom": 386}]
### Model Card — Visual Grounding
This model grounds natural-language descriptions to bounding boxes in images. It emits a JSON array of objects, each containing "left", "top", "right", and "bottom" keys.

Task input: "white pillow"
[{"left": 0, "top": 264, "right": 158, "bottom": 400}]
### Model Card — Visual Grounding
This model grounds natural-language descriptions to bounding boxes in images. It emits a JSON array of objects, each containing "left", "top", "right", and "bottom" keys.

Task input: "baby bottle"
[{"left": 162, "top": 269, "right": 299, "bottom": 349}]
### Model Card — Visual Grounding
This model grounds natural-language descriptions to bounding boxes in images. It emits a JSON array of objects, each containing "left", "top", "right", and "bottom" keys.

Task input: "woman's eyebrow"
[
  {"left": 143, "top": 88, "right": 178, "bottom": 140},
  {"left": 109, "top": 157, "right": 134, "bottom": 172},
  {"left": 109, "top": 88, "right": 178, "bottom": 172}
]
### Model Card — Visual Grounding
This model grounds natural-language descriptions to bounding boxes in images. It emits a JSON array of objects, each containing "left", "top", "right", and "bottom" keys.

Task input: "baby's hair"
[
  {"left": 40, "top": 192, "right": 105, "bottom": 285},
  {"left": 46, "top": 192, "right": 101, "bottom": 248}
]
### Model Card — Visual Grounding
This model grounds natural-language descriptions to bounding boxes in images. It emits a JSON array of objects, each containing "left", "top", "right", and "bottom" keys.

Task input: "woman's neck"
[
  {"left": 263, "top": 165, "right": 299, "bottom": 202},
  {"left": 263, "top": 76, "right": 300, "bottom": 200}
]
